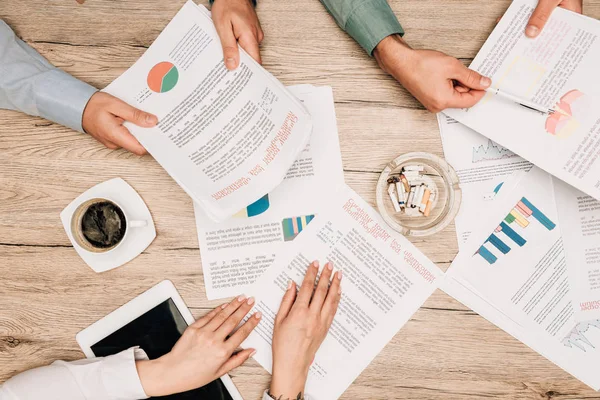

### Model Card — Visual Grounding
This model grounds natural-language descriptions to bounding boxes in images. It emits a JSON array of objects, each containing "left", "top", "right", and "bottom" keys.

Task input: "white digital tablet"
[{"left": 76, "top": 280, "right": 243, "bottom": 400}]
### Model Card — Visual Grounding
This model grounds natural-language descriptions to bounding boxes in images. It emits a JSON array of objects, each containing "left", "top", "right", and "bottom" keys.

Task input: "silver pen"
[{"left": 486, "top": 87, "right": 555, "bottom": 115}]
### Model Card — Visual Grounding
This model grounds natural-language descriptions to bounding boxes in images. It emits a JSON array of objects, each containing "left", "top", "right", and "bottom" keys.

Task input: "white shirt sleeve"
[{"left": 0, "top": 347, "right": 149, "bottom": 400}]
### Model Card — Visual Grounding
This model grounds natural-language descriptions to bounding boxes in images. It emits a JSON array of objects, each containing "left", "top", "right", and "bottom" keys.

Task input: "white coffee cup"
[{"left": 70, "top": 198, "right": 148, "bottom": 253}]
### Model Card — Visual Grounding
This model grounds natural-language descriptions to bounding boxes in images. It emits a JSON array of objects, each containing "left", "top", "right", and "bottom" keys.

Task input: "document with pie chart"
[{"left": 444, "top": 0, "right": 600, "bottom": 203}]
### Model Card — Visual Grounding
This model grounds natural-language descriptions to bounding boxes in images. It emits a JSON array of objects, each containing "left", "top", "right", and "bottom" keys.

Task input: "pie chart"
[{"left": 147, "top": 62, "right": 179, "bottom": 93}]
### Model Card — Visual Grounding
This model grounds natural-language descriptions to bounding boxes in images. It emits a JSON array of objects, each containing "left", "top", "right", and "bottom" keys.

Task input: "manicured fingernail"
[
  {"left": 146, "top": 114, "right": 158, "bottom": 125},
  {"left": 226, "top": 57, "right": 236, "bottom": 69},
  {"left": 337, "top": 271, "right": 342, "bottom": 280},
  {"left": 238, "top": 295, "right": 246, "bottom": 302},
  {"left": 255, "top": 312, "right": 262, "bottom": 319},
  {"left": 480, "top": 76, "right": 491, "bottom": 88},
  {"left": 327, "top": 262, "right": 333, "bottom": 271},
  {"left": 286, "top": 280, "right": 293, "bottom": 290},
  {"left": 250, "top": 350, "right": 257, "bottom": 357},
  {"left": 247, "top": 297, "right": 255, "bottom": 305},
  {"left": 221, "top": 303, "right": 228, "bottom": 309},
  {"left": 525, "top": 25, "right": 539, "bottom": 38},
  {"left": 313, "top": 261, "right": 319, "bottom": 268}
]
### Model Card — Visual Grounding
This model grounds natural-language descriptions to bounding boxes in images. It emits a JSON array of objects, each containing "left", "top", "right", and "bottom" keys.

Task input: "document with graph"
[
  {"left": 444, "top": 0, "right": 600, "bottom": 202},
  {"left": 445, "top": 167, "right": 600, "bottom": 391},
  {"left": 194, "top": 86, "right": 344, "bottom": 299},
  {"left": 242, "top": 184, "right": 442, "bottom": 400},
  {"left": 554, "top": 178, "right": 600, "bottom": 322},
  {"left": 437, "top": 114, "right": 533, "bottom": 247},
  {"left": 104, "top": 1, "right": 312, "bottom": 222}
]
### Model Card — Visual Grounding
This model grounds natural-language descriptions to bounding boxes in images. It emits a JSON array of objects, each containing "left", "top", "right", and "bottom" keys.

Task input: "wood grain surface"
[{"left": 1, "top": 0, "right": 600, "bottom": 399}]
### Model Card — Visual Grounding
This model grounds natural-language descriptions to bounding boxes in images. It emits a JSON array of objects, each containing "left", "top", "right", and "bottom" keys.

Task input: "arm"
[
  {"left": 0, "top": 19, "right": 97, "bottom": 133},
  {"left": 0, "top": 348, "right": 148, "bottom": 400},
  {"left": 319, "top": 0, "right": 404, "bottom": 55},
  {"left": 0, "top": 19, "right": 157, "bottom": 155}
]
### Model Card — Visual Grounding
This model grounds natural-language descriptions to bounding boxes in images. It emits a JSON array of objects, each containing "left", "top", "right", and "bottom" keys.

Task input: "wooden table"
[{"left": 1, "top": 0, "right": 599, "bottom": 398}]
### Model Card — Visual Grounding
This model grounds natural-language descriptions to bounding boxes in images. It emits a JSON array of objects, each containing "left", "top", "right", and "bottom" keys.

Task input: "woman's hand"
[
  {"left": 373, "top": 35, "right": 491, "bottom": 113},
  {"left": 212, "top": 0, "right": 264, "bottom": 70},
  {"left": 269, "top": 261, "right": 343, "bottom": 399},
  {"left": 526, "top": 0, "right": 583, "bottom": 38},
  {"left": 136, "top": 296, "right": 261, "bottom": 397}
]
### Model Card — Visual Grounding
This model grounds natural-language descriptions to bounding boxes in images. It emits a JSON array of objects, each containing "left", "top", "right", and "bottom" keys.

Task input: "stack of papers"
[{"left": 439, "top": 0, "right": 600, "bottom": 390}]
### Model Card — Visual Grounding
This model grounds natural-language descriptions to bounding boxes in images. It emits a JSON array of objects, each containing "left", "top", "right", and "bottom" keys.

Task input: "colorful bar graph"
[
  {"left": 488, "top": 234, "right": 511, "bottom": 254},
  {"left": 478, "top": 246, "right": 497, "bottom": 264},
  {"left": 476, "top": 197, "right": 554, "bottom": 265},
  {"left": 282, "top": 215, "right": 315, "bottom": 241}
]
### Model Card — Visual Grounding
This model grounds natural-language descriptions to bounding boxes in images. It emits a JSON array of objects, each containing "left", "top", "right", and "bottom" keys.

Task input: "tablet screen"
[{"left": 90, "top": 298, "right": 234, "bottom": 400}]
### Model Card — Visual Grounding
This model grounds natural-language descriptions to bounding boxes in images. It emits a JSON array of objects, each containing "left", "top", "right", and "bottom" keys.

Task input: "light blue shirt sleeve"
[{"left": 0, "top": 20, "right": 97, "bottom": 133}]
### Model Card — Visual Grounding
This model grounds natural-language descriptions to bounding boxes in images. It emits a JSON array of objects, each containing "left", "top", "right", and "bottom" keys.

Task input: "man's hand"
[
  {"left": 136, "top": 297, "right": 261, "bottom": 397},
  {"left": 373, "top": 35, "right": 491, "bottom": 113},
  {"left": 526, "top": 0, "right": 583, "bottom": 38},
  {"left": 82, "top": 92, "right": 157, "bottom": 155},
  {"left": 212, "top": 0, "right": 264, "bottom": 70},
  {"left": 270, "top": 261, "right": 342, "bottom": 399}
]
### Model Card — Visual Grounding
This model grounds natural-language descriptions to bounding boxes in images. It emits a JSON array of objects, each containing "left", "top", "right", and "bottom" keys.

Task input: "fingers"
[
  {"left": 309, "top": 262, "right": 334, "bottom": 313},
  {"left": 108, "top": 98, "right": 158, "bottom": 128},
  {"left": 238, "top": 33, "right": 261, "bottom": 64},
  {"left": 216, "top": 348, "right": 256, "bottom": 377},
  {"left": 526, "top": 0, "right": 559, "bottom": 38},
  {"left": 216, "top": 297, "right": 256, "bottom": 338},
  {"left": 452, "top": 64, "right": 491, "bottom": 90},
  {"left": 448, "top": 89, "right": 487, "bottom": 109},
  {"left": 205, "top": 295, "right": 248, "bottom": 331},
  {"left": 275, "top": 280, "right": 296, "bottom": 325},
  {"left": 294, "top": 261, "right": 320, "bottom": 308},
  {"left": 191, "top": 304, "right": 226, "bottom": 329},
  {"left": 226, "top": 311, "right": 262, "bottom": 349},
  {"left": 215, "top": 19, "right": 240, "bottom": 70},
  {"left": 109, "top": 125, "right": 147, "bottom": 155},
  {"left": 322, "top": 270, "right": 342, "bottom": 326}
]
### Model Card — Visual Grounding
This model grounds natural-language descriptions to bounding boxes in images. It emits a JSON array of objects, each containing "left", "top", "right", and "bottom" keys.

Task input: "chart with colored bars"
[
  {"left": 282, "top": 215, "right": 315, "bottom": 241},
  {"left": 476, "top": 197, "right": 556, "bottom": 264},
  {"left": 147, "top": 61, "right": 179, "bottom": 93},
  {"left": 233, "top": 194, "right": 270, "bottom": 218}
]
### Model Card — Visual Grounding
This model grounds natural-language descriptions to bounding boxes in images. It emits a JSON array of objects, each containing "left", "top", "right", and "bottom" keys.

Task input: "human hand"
[
  {"left": 269, "top": 261, "right": 342, "bottom": 399},
  {"left": 82, "top": 92, "right": 158, "bottom": 156},
  {"left": 525, "top": 0, "right": 583, "bottom": 38},
  {"left": 212, "top": 0, "right": 264, "bottom": 70},
  {"left": 373, "top": 35, "right": 491, "bottom": 113},
  {"left": 136, "top": 296, "right": 261, "bottom": 397}
]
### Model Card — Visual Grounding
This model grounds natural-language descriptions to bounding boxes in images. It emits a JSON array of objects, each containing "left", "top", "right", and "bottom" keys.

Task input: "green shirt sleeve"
[{"left": 319, "top": 0, "right": 404, "bottom": 55}]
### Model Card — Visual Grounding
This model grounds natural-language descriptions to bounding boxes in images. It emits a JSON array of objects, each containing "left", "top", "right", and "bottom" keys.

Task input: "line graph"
[
  {"left": 563, "top": 319, "right": 600, "bottom": 352},
  {"left": 472, "top": 139, "right": 518, "bottom": 163}
]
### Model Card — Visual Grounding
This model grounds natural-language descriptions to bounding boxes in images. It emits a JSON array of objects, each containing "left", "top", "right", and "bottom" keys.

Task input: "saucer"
[{"left": 61, "top": 178, "right": 156, "bottom": 273}]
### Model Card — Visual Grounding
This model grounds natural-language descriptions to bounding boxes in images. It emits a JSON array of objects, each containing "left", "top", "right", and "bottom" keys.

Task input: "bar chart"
[
  {"left": 476, "top": 197, "right": 556, "bottom": 264},
  {"left": 282, "top": 215, "right": 315, "bottom": 241}
]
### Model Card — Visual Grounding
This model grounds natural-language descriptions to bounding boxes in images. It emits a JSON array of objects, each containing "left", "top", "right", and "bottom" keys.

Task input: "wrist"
[
  {"left": 373, "top": 34, "right": 414, "bottom": 75},
  {"left": 136, "top": 357, "right": 172, "bottom": 397},
  {"left": 269, "top": 367, "right": 308, "bottom": 400}
]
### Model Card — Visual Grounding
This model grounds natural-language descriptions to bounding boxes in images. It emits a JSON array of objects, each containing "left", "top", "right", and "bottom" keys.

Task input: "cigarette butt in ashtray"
[
  {"left": 424, "top": 192, "right": 435, "bottom": 217},
  {"left": 420, "top": 189, "right": 431, "bottom": 212},
  {"left": 387, "top": 184, "right": 401, "bottom": 213}
]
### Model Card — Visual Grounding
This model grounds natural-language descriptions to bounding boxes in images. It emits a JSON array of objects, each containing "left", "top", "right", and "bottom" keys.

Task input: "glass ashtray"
[{"left": 376, "top": 152, "right": 462, "bottom": 237}]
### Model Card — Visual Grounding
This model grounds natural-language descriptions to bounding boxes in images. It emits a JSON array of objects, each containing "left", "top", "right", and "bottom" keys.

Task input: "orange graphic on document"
[{"left": 545, "top": 90, "right": 588, "bottom": 138}]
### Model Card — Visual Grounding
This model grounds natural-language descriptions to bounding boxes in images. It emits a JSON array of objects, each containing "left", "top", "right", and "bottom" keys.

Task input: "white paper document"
[
  {"left": 437, "top": 114, "right": 533, "bottom": 247},
  {"left": 444, "top": 167, "right": 600, "bottom": 391},
  {"left": 444, "top": 0, "right": 600, "bottom": 202},
  {"left": 194, "top": 85, "right": 344, "bottom": 299},
  {"left": 242, "top": 184, "right": 442, "bottom": 400},
  {"left": 104, "top": 1, "right": 312, "bottom": 222},
  {"left": 554, "top": 179, "right": 600, "bottom": 321}
]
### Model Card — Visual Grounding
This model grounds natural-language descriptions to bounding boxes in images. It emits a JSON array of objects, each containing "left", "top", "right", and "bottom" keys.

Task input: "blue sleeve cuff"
[{"left": 344, "top": 0, "right": 405, "bottom": 55}]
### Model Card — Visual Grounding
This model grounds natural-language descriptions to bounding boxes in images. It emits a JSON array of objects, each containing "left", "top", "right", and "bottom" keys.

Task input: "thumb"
[
  {"left": 453, "top": 64, "right": 491, "bottom": 90},
  {"left": 526, "top": 0, "right": 557, "bottom": 38},
  {"left": 217, "top": 348, "right": 256, "bottom": 376},
  {"left": 110, "top": 98, "right": 158, "bottom": 127},
  {"left": 215, "top": 20, "right": 240, "bottom": 70}
]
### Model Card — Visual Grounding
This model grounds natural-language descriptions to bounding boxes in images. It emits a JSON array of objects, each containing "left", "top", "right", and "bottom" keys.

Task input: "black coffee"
[{"left": 81, "top": 202, "right": 127, "bottom": 248}]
